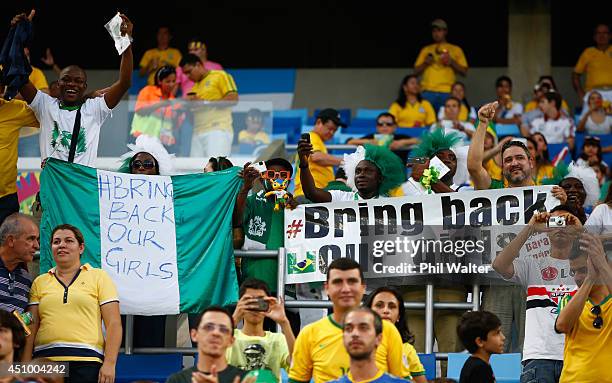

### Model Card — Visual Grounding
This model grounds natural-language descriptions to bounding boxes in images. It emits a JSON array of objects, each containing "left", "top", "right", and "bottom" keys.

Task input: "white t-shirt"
[
  {"left": 529, "top": 115, "right": 574, "bottom": 144},
  {"left": 506, "top": 234, "right": 577, "bottom": 361},
  {"left": 30, "top": 91, "right": 112, "bottom": 166},
  {"left": 500, "top": 102, "right": 523, "bottom": 118},
  {"left": 431, "top": 120, "right": 475, "bottom": 142},
  {"left": 585, "top": 203, "right": 612, "bottom": 235},
  {"left": 401, "top": 177, "right": 459, "bottom": 196},
  {"left": 584, "top": 115, "right": 612, "bottom": 135}
]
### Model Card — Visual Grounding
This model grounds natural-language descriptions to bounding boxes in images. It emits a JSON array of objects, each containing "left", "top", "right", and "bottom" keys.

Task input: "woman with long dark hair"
[
  {"left": 389, "top": 75, "right": 436, "bottom": 128},
  {"left": 529, "top": 133, "right": 554, "bottom": 184}
]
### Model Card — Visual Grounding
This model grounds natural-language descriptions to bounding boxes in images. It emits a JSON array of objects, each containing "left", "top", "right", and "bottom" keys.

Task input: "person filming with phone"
[{"left": 228, "top": 278, "right": 295, "bottom": 382}]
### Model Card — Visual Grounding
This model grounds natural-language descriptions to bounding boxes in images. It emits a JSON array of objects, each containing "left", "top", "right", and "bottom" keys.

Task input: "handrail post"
[
  {"left": 425, "top": 283, "right": 434, "bottom": 354},
  {"left": 125, "top": 314, "right": 134, "bottom": 355},
  {"left": 277, "top": 247, "right": 287, "bottom": 333},
  {"left": 472, "top": 284, "right": 480, "bottom": 311}
]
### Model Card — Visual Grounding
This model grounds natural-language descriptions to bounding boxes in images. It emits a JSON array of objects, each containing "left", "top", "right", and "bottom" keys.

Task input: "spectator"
[
  {"left": 347, "top": 113, "right": 418, "bottom": 163},
  {"left": 238, "top": 109, "right": 271, "bottom": 147},
  {"left": 324, "top": 168, "right": 352, "bottom": 192},
  {"left": 23, "top": 224, "right": 122, "bottom": 382},
  {"left": 365, "top": 287, "right": 427, "bottom": 383},
  {"left": 0, "top": 213, "right": 38, "bottom": 313},
  {"left": 13, "top": 12, "right": 133, "bottom": 167},
  {"left": 456, "top": 311, "right": 505, "bottom": 383},
  {"left": 205, "top": 156, "right": 234, "bottom": 173},
  {"left": 228, "top": 279, "right": 294, "bottom": 381},
  {"left": 524, "top": 92, "right": 574, "bottom": 149},
  {"left": 576, "top": 136, "right": 607, "bottom": 167},
  {"left": 297, "top": 143, "right": 405, "bottom": 202},
  {"left": 139, "top": 26, "right": 182, "bottom": 86},
  {"left": 556, "top": 164, "right": 600, "bottom": 222},
  {"left": 401, "top": 128, "right": 462, "bottom": 194},
  {"left": 130, "top": 66, "right": 180, "bottom": 146},
  {"left": 40, "top": 48, "right": 62, "bottom": 76},
  {"left": 526, "top": 135, "right": 555, "bottom": 185},
  {"left": 572, "top": 24, "right": 612, "bottom": 104},
  {"left": 293, "top": 109, "right": 345, "bottom": 197},
  {"left": 481, "top": 127, "right": 505, "bottom": 184},
  {"left": 431, "top": 96, "right": 475, "bottom": 141},
  {"left": 175, "top": 38, "right": 223, "bottom": 96},
  {"left": 413, "top": 19, "right": 468, "bottom": 112},
  {"left": 327, "top": 307, "right": 407, "bottom": 383},
  {"left": 289, "top": 258, "right": 411, "bottom": 383},
  {"left": 389, "top": 75, "right": 436, "bottom": 128},
  {"left": 493, "top": 76, "right": 523, "bottom": 127},
  {"left": 576, "top": 91, "right": 612, "bottom": 135},
  {"left": 167, "top": 306, "right": 247, "bottom": 383},
  {"left": 468, "top": 101, "right": 567, "bottom": 353},
  {"left": 0, "top": 310, "right": 26, "bottom": 362},
  {"left": 524, "top": 77, "right": 570, "bottom": 115},
  {"left": 555, "top": 233, "right": 612, "bottom": 383},
  {"left": 180, "top": 54, "right": 238, "bottom": 158},
  {"left": 436, "top": 82, "right": 476, "bottom": 123},
  {"left": 492, "top": 206, "right": 582, "bottom": 383},
  {"left": 0, "top": 94, "right": 38, "bottom": 224},
  {"left": 590, "top": 162, "right": 608, "bottom": 188}
]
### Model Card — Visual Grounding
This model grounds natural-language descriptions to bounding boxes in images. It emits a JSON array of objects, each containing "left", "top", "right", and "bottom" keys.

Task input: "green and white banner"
[{"left": 40, "top": 159, "right": 242, "bottom": 315}]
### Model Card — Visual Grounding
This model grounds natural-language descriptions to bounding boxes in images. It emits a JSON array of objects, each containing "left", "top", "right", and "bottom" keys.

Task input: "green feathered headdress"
[
  {"left": 344, "top": 144, "right": 406, "bottom": 195},
  {"left": 411, "top": 128, "right": 462, "bottom": 158}
]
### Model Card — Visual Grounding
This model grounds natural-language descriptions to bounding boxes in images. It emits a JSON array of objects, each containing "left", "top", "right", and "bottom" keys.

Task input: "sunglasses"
[
  {"left": 132, "top": 160, "right": 156, "bottom": 170},
  {"left": 591, "top": 305, "right": 604, "bottom": 329},
  {"left": 585, "top": 136, "right": 601, "bottom": 142},
  {"left": 377, "top": 121, "right": 395, "bottom": 127},
  {"left": 262, "top": 170, "right": 291, "bottom": 180},
  {"left": 200, "top": 322, "right": 232, "bottom": 335}
]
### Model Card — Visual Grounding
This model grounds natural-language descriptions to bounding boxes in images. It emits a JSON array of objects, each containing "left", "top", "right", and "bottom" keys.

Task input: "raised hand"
[{"left": 477, "top": 101, "right": 498, "bottom": 124}]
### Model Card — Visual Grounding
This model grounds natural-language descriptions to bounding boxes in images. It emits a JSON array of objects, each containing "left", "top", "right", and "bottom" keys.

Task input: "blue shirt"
[
  {"left": 0, "top": 257, "right": 32, "bottom": 313},
  {"left": 327, "top": 371, "right": 407, "bottom": 383}
]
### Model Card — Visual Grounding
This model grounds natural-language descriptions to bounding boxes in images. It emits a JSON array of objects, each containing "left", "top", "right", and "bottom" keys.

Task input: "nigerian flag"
[{"left": 39, "top": 158, "right": 241, "bottom": 315}]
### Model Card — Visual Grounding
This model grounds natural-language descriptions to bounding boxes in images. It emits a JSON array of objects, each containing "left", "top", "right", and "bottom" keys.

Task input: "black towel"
[{"left": 0, "top": 20, "right": 33, "bottom": 100}]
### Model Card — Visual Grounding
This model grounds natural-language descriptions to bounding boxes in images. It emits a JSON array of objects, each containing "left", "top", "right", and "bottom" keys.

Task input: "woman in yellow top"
[
  {"left": 389, "top": 75, "right": 436, "bottom": 128},
  {"left": 24, "top": 224, "right": 122, "bottom": 383},
  {"left": 529, "top": 133, "right": 555, "bottom": 184},
  {"left": 366, "top": 287, "right": 427, "bottom": 383},
  {"left": 524, "top": 76, "right": 570, "bottom": 114}
]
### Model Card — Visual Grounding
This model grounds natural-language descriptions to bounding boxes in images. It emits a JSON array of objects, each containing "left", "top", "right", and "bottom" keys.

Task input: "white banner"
[
  {"left": 284, "top": 186, "right": 559, "bottom": 284},
  {"left": 97, "top": 170, "right": 180, "bottom": 315}
]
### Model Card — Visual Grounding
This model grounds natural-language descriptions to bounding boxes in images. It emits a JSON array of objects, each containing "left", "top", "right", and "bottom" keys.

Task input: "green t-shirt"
[
  {"left": 489, "top": 178, "right": 504, "bottom": 189},
  {"left": 226, "top": 329, "right": 290, "bottom": 382},
  {"left": 324, "top": 180, "right": 353, "bottom": 192},
  {"left": 242, "top": 190, "right": 284, "bottom": 292}
]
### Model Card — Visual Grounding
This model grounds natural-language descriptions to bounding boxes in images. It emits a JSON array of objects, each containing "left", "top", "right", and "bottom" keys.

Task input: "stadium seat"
[
  {"left": 272, "top": 117, "right": 302, "bottom": 143},
  {"left": 343, "top": 118, "right": 376, "bottom": 135},
  {"left": 355, "top": 108, "right": 388, "bottom": 119},
  {"left": 334, "top": 133, "right": 359, "bottom": 145},
  {"left": 128, "top": 70, "right": 148, "bottom": 96},
  {"left": 115, "top": 353, "right": 183, "bottom": 383},
  {"left": 273, "top": 109, "right": 308, "bottom": 125},
  {"left": 495, "top": 123, "right": 521, "bottom": 137},
  {"left": 548, "top": 143, "right": 571, "bottom": 165},
  {"left": 396, "top": 127, "right": 428, "bottom": 138},
  {"left": 490, "top": 353, "right": 522, "bottom": 383},
  {"left": 446, "top": 352, "right": 470, "bottom": 380},
  {"left": 313, "top": 108, "right": 352, "bottom": 126},
  {"left": 270, "top": 133, "right": 289, "bottom": 143},
  {"left": 418, "top": 353, "right": 436, "bottom": 381}
]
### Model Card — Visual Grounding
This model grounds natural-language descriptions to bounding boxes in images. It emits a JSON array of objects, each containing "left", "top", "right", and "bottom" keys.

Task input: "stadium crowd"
[{"left": 0, "top": 8, "right": 611, "bottom": 383}]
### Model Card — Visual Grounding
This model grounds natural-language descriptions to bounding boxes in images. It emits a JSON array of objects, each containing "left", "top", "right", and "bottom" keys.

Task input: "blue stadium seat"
[
  {"left": 273, "top": 109, "right": 308, "bottom": 125},
  {"left": 548, "top": 143, "right": 571, "bottom": 164},
  {"left": 490, "top": 353, "right": 521, "bottom": 383},
  {"left": 128, "top": 70, "right": 148, "bottom": 96},
  {"left": 334, "top": 133, "right": 359, "bottom": 144},
  {"left": 343, "top": 118, "right": 376, "bottom": 135},
  {"left": 115, "top": 353, "right": 183, "bottom": 383},
  {"left": 396, "top": 127, "right": 428, "bottom": 138},
  {"left": 495, "top": 123, "right": 521, "bottom": 137},
  {"left": 355, "top": 108, "right": 388, "bottom": 119},
  {"left": 446, "top": 352, "right": 470, "bottom": 381},
  {"left": 418, "top": 353, "right": 436, "bottom": 380},
  {"left": 272, "top": 117, "right": 302, "bottom": 143},
  {"left": 313, "top": 108, "right": 352, "bottom": 126},
  {"left": 270, "top": 133, "right": 288, "bottom": 143}
]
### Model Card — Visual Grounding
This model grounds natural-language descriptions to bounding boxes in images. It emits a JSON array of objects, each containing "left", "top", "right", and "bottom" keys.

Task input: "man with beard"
[
  {"left": 492, "top": 205, "right": 581, "bottom": 383},
  {"left": 296, "top": 143, "right": 406, "bottom": 202},
  {"left": 468, "top": 101, "right": 567, "bottom": 353},
  {"left": 326, "top": 307, "right": 406, "bottom": 383},
  {"left": 555, "top": 233, "right": 612, "bottom": 383}
]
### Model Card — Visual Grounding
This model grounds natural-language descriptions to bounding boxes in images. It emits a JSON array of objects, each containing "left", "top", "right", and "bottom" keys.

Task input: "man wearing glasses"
[
  {"left": 347, "top": 113, "right": 418, "bottom": 163},
  {"left": 167, "top": 306, "right": 246, "bottom": 383},
  {"left": 555, "top": 232, "right": 612, "bottom": 383}
]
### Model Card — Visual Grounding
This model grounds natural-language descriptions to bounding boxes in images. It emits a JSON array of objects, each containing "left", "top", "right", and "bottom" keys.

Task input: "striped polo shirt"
[{"left": 0, "top": 257, "right": 32, "bottom": 313}]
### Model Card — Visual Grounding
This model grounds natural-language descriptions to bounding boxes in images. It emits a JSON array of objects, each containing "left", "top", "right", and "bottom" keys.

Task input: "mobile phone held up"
[
  {"left": 301, "top": 133, "right": 311, "bottom": 144},
  {"left": 249, "top": 161, "right": 267, "bottom": 173}
]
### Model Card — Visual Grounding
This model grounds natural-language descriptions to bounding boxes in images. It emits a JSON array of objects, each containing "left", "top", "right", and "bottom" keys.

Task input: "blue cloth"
[
  {"left": 520, "top": 359, "right": 563, "bottom": 383},
  {"left": 0, "top": 256, "right": 32, "bottom": 313},
  {"left": 421, "top": 90, "right": 450, "bottom": 114},
  {"left": 327, "top": 373, "right": 406, "bottom": 383},
  {"left": 0, "top": 20, "right": 32, "bottom": 100}
]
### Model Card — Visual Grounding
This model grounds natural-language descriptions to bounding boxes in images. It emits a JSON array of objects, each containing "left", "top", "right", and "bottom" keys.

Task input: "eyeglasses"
[
  {"left": 591, "top": 305, "right": 604, "bottom": 329},
  {"left": 377, "top": 121, "right": 395, "bottom": 127},
  {"left": 8, "top": 273, "right": 14, "bottom": 296},
  {"left": 200, "top": 322, "right": 232, "bottom": 335},
  {"left": 262, "top": 170, "right": 291, "bottom": 180},
  {"left": 132, "top": 160, "right": 156, "bottom": 170}
]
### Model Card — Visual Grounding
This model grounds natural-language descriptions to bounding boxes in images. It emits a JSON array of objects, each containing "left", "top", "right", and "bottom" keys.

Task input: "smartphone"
[
  {"left": 406, "top": 157, "right": 428, "bottom": 164},
  {"left": 186, "top": 92, "right": 196, "bottom": 96},
  {"left": 301, "top": 133, "right": 311, "bottom": 143},
  {"left": 249, "top": 161, "right": 267, "bottom": 173},
  {"left": 250, "top": 297, "right": 269, "bottom": 312}
]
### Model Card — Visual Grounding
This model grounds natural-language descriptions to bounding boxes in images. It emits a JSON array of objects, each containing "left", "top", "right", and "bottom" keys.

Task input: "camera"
[
  {"left": 548, "top": 216, "right": 566, "bottom": 228},
  {"left": 250, "top": 297, "right": 269, "bottom": 312}
]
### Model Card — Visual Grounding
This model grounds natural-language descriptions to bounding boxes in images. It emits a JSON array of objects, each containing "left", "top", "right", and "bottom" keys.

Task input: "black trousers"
[{"left": 66, "top": 361, "right": 101, "bottom": 383}]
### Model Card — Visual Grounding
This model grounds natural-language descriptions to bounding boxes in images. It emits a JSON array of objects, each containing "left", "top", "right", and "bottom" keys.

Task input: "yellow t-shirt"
[
  {"left": 535, "top": 164, "right": 554, "bottom": 185},
  {"left": 191, "top": 70, "right": 238, "bottom": 135},
  {"left": 402, "top": 343, "right": 426, "bottom": 377},
  {"left": 294, "top": 132, "right": 335, "bottom": 197},
  {"left": 574, "top": 46, "right": 612, "bottom": 91},
  {"left": 0, "top": 99, "right": 39, "bottom": 198},
  {"left": 288, "top": 315, "right": 411, "bottom": 383},
  {"left": 238, "top": 130, "right": 271, "bottom": 145},
  {"left": 30, "top": 66, "right": 49, "bottom": 90},
  {"left": 414, "top": 43, "right": 468, "bottom": 93},
  {"left": 559, "top": 295, "right": 612, "bottom": 383},
  {"left": 525, "top": 99, "right": 570, "bottom": 114},
  {"left": 139, "top": 47, "right": 183, "bottom": 85},
  {"left": 389, "top": 100, "right": 436, "bottom": 128},
  {"left": 29, "top": 264, "right": 119, "bottom": 363}
]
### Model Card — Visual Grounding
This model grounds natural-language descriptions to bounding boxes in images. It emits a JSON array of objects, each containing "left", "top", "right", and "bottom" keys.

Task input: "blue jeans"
[
  {"left": 421, "top": 90, "right": 450, "bottom": 114},
  {"left": 521, "top": 359, "right": 563, "bottom": 383}
]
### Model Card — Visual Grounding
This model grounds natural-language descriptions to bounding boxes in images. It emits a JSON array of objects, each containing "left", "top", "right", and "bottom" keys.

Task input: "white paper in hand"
[
  {"left": 104, "top": 13, "right": 131, "bottom": 55},
  {"left": 429, "top": 156, "right": 450, "bottom": 179}
]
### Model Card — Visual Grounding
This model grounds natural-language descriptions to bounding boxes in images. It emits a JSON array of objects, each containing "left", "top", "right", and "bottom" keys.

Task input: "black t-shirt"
[
  {"left": 166, "top": 365, "right": 246, "bottom": 383},
  {"left": 459, "top": 356, "right": 495, "bottom": 383},
  {"left": 358, "top": 133, "right": 413, "bottom": 163}
]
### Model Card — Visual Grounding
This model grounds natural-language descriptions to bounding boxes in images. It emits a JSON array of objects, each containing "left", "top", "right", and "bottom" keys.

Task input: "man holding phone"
[{"left": 228, "top": 279, "right": 295, "bottom": 381}]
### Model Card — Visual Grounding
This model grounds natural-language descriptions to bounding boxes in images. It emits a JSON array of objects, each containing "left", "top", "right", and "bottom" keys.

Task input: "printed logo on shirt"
[
  {"left": 541, "top": 266, "right": 558, "bottom": 281},
  {"left": 51, "top": 121, "right": 87, "bottom": 155},
  {"left": 287, "top": 251, "right": 316, "bottom": 274},
  {"left": 248, "top": 216, "right": 266, "bottom": 237}
]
